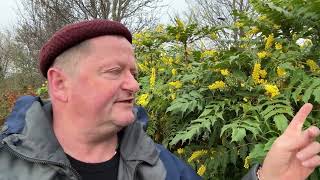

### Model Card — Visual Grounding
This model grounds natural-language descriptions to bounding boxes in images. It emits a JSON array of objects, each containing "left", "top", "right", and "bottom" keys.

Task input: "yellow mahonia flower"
[
  {"left": 245, "top": 26, "right": 259, "bottom": 37},
  {"left": 169, "top": 81, "right": 183, "bottom": 89},
  {"left": 258, "top": 15, "right": 267, "bottom": 21},
  {"left": 197, "top": 164, "right": 206, "bottom": 176},
  {"left": 257, "top": 51, "right": 269, "bottom": 59},
  {"left": 188, "top": 150, "right": 208, "bottom": 163},
  {"left": 306, "top": 59, "right": 319, "bottom": 72},
  {"left": 171, "top": 69, "right": 177, "bottom": 76},
  {"left": 275, "top": 42, "right": 283, "bottom": 50},
  {"left": 201, "top": 50, "right": 217, "bottom": 58},
  {"left": 150, "top": 68, "right": 156, "bottom": 88},
  {"left": 161, "top": 56, "right": 174, "bottom": 65},
  {"left": 137, "top": 93, "right": 149, "bottom": 106},
  {"left": 210, "top": 32, "right": 218, "bottom": 40},
  {"left": 177, "top": 148, "right": 184, "bottom": 155},
  {"left": 265, "top": 34, "right": 274, "bottom": 49},
  {"left": 259, "top": 69, "right": 267, "bottom": 78},
  {"left": 155, "top": 24, "right": 164, "bottom": 33},
  {"left": 264, "top": 84, "right": 280, "bottom": 98},
  {"left": 252, "top": 63, "right": 261, "bottom": 83},
  {"left": 235, "top": 21, "right": 244, "bottom": 28},
  {"left": 220, "top": 69, "right": 230, "bottom": 76},
  {"left": 138, "top": 63, "right": 148, "bottom": 72},
  {"left": 244, "top": 156, "right": 250, "bottom": 169},
  {"left": 252, "top": 63, "right": 268, "bottom": 84},
  {"left": 277, "top": 67, "right": 286, "bottom": 77},
  {"left": 208, "top": 81, "right": 225, "bottom": 90}
]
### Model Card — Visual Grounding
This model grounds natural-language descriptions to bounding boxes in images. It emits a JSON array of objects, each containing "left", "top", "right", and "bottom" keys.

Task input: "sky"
[{"left": 0, "top": 0, "right": 188, "bottom": 31}]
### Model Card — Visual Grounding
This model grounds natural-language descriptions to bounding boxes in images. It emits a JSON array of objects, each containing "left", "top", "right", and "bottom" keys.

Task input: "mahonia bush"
[{"left": 134, "top": 0, "right": 320, "bottom": 179}]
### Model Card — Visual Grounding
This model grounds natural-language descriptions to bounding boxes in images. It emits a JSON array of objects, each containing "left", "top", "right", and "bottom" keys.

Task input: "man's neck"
[{"left": 52, "top": 119, "right": 119, "bottom": 163}]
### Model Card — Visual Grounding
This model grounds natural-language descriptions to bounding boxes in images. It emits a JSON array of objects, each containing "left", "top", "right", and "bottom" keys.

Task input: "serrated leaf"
[
  {"left": 313, "top": 87, "right": 320, "bottom": 103},
  {"left": 273, "top": 114, "right": 288, "bottom": 133},
  {"left": 199, "top": 108, "right": 213, "bottom": 118},
  {"left": 263, "top": 137, "right": 276, "bottom": 151},
  {"left": 302, "top": 79, "right": 320, "bottom": 103},
  {"left": 231, "top": 127, "right": 246, "bottom": 142},
  {"left": 264, "top": 108, "right": 293, "bottom": 120}
]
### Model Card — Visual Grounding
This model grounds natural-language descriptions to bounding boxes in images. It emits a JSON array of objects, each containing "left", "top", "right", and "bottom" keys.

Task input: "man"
[{"left": 0, "top": 19, "right": 319, "bottom": 180}]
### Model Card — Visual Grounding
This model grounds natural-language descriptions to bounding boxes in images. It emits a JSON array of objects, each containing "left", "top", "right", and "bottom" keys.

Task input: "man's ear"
[{"left": 47, "top": 67, "right": 69, "bottom": 102}]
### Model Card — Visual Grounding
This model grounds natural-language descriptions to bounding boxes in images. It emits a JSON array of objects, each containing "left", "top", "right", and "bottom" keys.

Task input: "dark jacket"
[
  {"left": 0, "top": 96, "right": 202, "bottom": 180},
  {"left": 0, "top": 96, "right": 258, "bottom": 180}
]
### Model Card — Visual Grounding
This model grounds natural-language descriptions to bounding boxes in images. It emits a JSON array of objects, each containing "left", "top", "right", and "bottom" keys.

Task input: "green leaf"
[
  {"left": 302, "top": 79, "right": 320, "bottom": 103},
  {"left": 231, "top": 127, "right": 246, "bottom": 142},
  {"left": 313, "top": 87, "right": 320, "bottom": 103},
  {"left": 273, "top": 114, "right": 288, "bottom": 133}
]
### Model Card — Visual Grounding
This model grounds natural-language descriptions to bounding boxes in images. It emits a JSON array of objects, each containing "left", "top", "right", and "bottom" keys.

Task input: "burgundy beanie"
[{"left": 39, "top": 19, "right": 132, "bottom": 78}]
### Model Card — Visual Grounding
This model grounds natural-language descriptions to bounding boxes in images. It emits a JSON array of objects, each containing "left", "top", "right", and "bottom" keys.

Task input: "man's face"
[{"left": 67, "top": 36, "right": 139, "bottom": 131}]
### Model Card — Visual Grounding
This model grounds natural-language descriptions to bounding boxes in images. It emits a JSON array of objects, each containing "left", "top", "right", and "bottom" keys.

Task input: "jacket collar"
[{"left": 3, "top": 98, "right": 159, "bottom": 166}]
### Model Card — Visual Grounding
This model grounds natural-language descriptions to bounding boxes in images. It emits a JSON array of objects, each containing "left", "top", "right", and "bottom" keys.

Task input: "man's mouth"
[{"left": 116, "top": 98, "right": 134, "bottom": 104}]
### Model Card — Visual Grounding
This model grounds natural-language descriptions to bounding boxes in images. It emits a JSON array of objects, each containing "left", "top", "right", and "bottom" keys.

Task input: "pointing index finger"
[{"left": 285, "top": 103, "right": 313, "bottom": 134}]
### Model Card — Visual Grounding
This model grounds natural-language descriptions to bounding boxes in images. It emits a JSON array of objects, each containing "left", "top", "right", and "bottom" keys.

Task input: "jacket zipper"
[{"left": 1, "top": 141, "right": 81, "bottom": 180}]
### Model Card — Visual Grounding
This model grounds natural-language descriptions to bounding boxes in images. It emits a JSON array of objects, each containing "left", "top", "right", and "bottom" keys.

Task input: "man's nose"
[{"left": 122, "top": 71, "right": 140, "bottom": 93}]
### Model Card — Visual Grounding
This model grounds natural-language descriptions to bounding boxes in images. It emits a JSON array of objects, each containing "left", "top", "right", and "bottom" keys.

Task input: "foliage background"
[
  {"left": 134, "top": 0, "right": 320, "bottom": 179},
  {"left": 1, "top": 0, "right": 320, "bottom": 179}
]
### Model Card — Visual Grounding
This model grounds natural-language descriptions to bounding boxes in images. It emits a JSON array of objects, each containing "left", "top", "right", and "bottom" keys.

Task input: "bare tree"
[
  {"left": 185, "top": 0, "right": 253, "bottom": 48},
  {"left": 12, "top": 0, "right": 164, "bottom": 80}
]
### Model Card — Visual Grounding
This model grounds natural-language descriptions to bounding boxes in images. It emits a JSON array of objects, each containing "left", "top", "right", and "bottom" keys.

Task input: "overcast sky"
[{"left": 0, "top": 0, "right": 188, "bottom": 31}]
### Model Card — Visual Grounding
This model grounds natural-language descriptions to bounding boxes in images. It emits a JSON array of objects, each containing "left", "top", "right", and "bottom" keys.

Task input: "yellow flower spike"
[
  {"left": 197, "top": 164, "right": 206, "bottom": 176},
  {"left": 210, "top": 32, "right": 218, "bottom": 40},
  {"left": 275, "top": 42, "right": 283, "bottom": 50},
  {"left": 177, "top": 148, "right": 184, "bottom": 155},
  {"left": 258, "top": 15, "right": 267, "bottom": 21},
  {"left": 137, "top": 93, "right": 149, "bottom": 106},
  {"left": 277, "top": 67, "right": 286, "bottom": 77},
  {"left": 171, "top": 69, "right": 177, "bottom": 76},
  {"left": 169, "top": 81, "right": 183, "bottom": 89},
  {"left": 138, "top": 63, "right": 148, "bottom": 72},
  {"left": 244, "top": 156, "right": 250, "bottom": 169},
  {"left": 306, "top": 59, "right": 319, "bottom": 72},
  {"left": 257, "top": 51, "right": 268, "bottom": 59},
  {"left": 264, "top": 84, "right": 280, "bottom": 98},
  {"left": 235, "top": 21, "right": 244, "bottom": 28},
  {"left": 150, "top": 68, "right": 156, "bottom": 89},
  {"left": 246, "top": 26, "right": 260, "bottom": 37},
  {"left": 265, "top": 34, "right": 274, "bottom": 49},
  {"left": 220, "top": 69, "right": 230, "bottom": 76},
  {"left": 259, "top": 69, "right": 267, "bottom": 78},
  {"left": 188, "top": 150, "right": 208, "bottom": 163},
  {"left": 208, "top": 81, "right": 225, "bottom": 90},
  {"left": 155, "top": 24, "right": 164, "bottom": 33},
  {"left": 252, "top": 63, "right": 261, "bottom": 84}
]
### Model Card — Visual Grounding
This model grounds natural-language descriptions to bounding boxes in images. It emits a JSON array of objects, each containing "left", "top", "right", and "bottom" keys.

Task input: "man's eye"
[{"left": 101, "top": 67, "right": 122, "bottom": 79}]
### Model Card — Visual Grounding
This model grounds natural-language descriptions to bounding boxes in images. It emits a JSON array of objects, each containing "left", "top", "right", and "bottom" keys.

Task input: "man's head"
[{"left": 40, "top": 20, "right": 139, "bottom": 133}]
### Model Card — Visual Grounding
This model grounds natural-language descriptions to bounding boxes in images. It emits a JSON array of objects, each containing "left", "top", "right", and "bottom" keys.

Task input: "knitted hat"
[{"left": 39, "top": 19, "right": 132, "bottom": 78}]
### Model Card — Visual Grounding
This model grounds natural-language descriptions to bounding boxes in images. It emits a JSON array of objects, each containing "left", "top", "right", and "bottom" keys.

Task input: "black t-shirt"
[{"left": 67, "top": 152, "right": 120, "bottom": 180}]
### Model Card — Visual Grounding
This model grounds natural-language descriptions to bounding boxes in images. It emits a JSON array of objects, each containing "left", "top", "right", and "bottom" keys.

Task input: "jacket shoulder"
[{"left": 156, "top": 144, "right": 202, "bottom": 180}]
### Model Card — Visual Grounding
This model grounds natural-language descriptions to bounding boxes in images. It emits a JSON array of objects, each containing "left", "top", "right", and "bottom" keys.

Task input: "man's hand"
[{"left": 260, "top": 103, "right": 320, "bottom": 180}]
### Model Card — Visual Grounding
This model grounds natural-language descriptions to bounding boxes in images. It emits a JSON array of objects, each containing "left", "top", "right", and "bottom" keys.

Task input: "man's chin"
[{"left": 114, "top": 114, "right": 135, "bottom": 127}]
